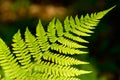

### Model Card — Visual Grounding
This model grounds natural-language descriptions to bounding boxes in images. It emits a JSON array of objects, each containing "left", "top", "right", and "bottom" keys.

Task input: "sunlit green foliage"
[{"left": 0, "top": 6, "right": 115, "bottom": 80}]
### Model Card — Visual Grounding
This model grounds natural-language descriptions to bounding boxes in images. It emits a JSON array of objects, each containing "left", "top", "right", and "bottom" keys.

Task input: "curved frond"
[{"left": 0, "top": 6, "right": 115, "bottom": 80}]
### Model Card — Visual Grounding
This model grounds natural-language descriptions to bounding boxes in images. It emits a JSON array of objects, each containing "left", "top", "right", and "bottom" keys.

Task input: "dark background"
[{"left": 0, "top": 0, "right": 120, "bottom": 80}]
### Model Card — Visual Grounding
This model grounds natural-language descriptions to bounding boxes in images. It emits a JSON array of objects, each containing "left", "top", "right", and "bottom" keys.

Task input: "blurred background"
[{"left": 0, "top": 0, "right": 120, "bottom": 80}]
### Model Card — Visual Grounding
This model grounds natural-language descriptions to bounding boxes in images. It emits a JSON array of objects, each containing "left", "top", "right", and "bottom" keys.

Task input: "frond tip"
[{"left": 0, "top": 6, "right": 115, "bottom": 80}]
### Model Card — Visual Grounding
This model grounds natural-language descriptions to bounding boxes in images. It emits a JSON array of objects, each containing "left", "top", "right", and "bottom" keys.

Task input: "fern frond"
[
  {"left": 71, "top": 28, "right": 91, "bottom": 36},
  {"left": 25, "top": 28, "right": 42, "bottom": 61},
  {"left": 0, "top": 6, "right": 115, "bottom": 80},
  {"left": 64, "top": 32, "right": 89, "bottom": 43},
  {"left": 43, "top": 51, "right": 88, "bottom": 66},
  {"left": 58, "top": 37, "right": 87, "bottom": 48},
  {"left": 12, "top": 30, "right": 33, "bottom": 70},
  {"left": 64, "top": 16, "right": 91, "bottom": 37},
  {"left": 0, "top": 38, "right": 29, "bottom": 79},
  {"left": 36, "top": 20, "right": 50, "bottom": 51},
  {"left": 47, "top": 18, "right": 57, "bottom": 43},
  {"left": 56, "top": 19, "right": 64, "bottom": 37},
  {"left": 32, "top": 72, "right": 80, "bottom": 80},
  {"left": 75, "top": 15, "right": 95, "bottom": 30},
  {"left": 34, "top": 60, "right": 91, "bottom": 77},
  {"left": 64, "top": 16, "right": 71, "bottom": 32},
  {"left": 51, "top": 43, "right": 87, "bottom": 55},
  {"left": 76, "top": 6, "right": 116, "bottom": 32}
]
